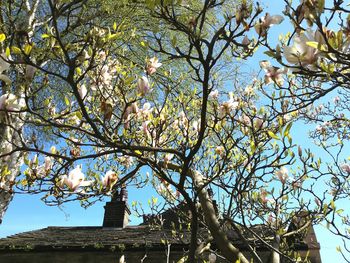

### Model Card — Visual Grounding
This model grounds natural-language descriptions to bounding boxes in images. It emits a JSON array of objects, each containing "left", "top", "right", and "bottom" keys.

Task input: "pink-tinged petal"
[
  {"left": 254, "top": 23, "right": 265, "bottom": 36},
  {"left": 146, "top": 57, "right": 162, "bottom": 75},
  {"left": 146, "top": 67, "right": 157, "bottom": 75},
  {"left": 208, "top": 253, "right": 217, "bottom": 263},
  {"left": 314, "top": 197, "right": 321, "bottom": 206},
  {"left": 283, "top": 46, "right": 301, "bottom": 64},
  {"left": 209, "top": 89, "right": 219, "bottom": 99},
  {"left": 0, "top": 74, "right": 11, "bottom": 84},
  {"left": 269, "top": 15, "right": 284, "bottom": 25},
  {"left": 0, "top": 54, "right": 10, "bottom": 72},
  {"left": 137, "top": 76, "right": 151, "bottom": 95},
  {"left": 275, "top": 167, "right": 288, "bottom": 184},
  {"left": 259, "top": 60, "right": 271, "bottom": 70},
  {"left": 164, "top": 153, "right": 174, "bottom": 163},
  {"left": 79, "top": 180, "right": 93, "bottom": 187},
  {"left": 264, "top": 75, "right": 273, "bottom": 85},
  {"left": 242, "top": 36, "right": 250, "bottom": 46},
  {"left": 341, "top": 164, "right": 350, "bottom": 174},
  {"left": 44, "top": 157, "right": 53, "bottom": 171},
  {"left": 78, "top": 85, "right": 87, "bottom": 100},
  {"left": 274, "top": 74, "right": 284, "bottom": 86}
]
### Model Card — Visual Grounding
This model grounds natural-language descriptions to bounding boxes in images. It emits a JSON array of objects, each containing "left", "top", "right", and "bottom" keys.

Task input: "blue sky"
[{"left": 0, "top": 1, "right": 347, "bottom": 262}]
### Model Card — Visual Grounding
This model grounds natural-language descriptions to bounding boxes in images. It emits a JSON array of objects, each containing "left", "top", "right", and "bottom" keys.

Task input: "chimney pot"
[{"left": 102, "top": 187, "right": 130, "bottom": 228}]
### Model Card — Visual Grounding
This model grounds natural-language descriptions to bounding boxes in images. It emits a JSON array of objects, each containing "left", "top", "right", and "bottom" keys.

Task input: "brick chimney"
[{"left": 102, "top": 188, "right": 130, "bottom": 228}]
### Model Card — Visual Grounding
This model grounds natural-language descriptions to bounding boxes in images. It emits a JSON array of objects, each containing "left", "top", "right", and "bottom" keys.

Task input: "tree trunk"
[
  {"left": 191, "top": 169, "right": 250, "bottom": 263},
  {"left": 0, "top": 0, "right": 39, "bottom": 224},
  {"left": 0, "top": 114, "right": 24, "bottom": 223}
]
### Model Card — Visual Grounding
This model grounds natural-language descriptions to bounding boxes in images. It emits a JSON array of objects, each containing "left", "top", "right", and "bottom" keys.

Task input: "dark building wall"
[
  {"left": 0, "top": 251, "right": 215, "bottom": 263},
  {"left": 0, "top": 250, "right": 319, "bottom": 263}
]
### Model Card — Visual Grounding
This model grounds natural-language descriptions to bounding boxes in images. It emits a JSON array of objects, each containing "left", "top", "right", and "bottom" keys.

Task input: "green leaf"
[
  {"left": 268, "top": 131, "right": 279, "bottom": 140},
  {"left": 0, "top": 33, "right": 6, "bottom": 42},
  {"left": 264, "top": 50, "right": 276, "bottom": 58},
  {"left": 108, "top": 33, "right": 121, "bottom": 41},
  {"left": 171, "top": 35, "right": 177, "bottom": 47},
  {"left": 41, "top": 34, "right": 50, "bottom": 39},
  {"left": 113, "top": 22, "right": 117, "bottom": 31},
  {"left": 5, "top": 47, "right": 10, "bottom": 57},
  {"left": 76, "top": 67, "right": 82, "bottom": 75},
  {"left": 284, "top": 122, "right": 293, "bottom": 137},
  {"left": 44, "top": 98, "right": 50, "bottom": 106},
  {"left": 75, "top": 111, "right": 83, "bottom": 120},
  {"left": 306, "top": 41, "right": 318, "bottom": 49},
  {"left": 24, "top": 44, "right": 33, "bottom": 55},
  {"left": 64, "top": 96, "right": 70, "bottom": 106},
  {"left": 11, "top": 46, "right": 22, "bottom": 54}
]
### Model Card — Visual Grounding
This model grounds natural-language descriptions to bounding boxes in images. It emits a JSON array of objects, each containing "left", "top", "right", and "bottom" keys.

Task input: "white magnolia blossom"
[
  {"left": 140, "top": 120, "right": 151, "bottom": 137},
  {"left": 242, "top": 35, "right": 251, "bottom": 46},
  {"left": 138, "top": 102, "right": 153, "bottom": 119},
  {"left": 215, "top": 146, "right": 225, "bottom": 157},
  {"left": 296, "top": 0, "right": 324, "bottom": 25},
  {"left": 99, "top": 64, "right": 114, "bottom": 87},
  {"left": 209, "top": 89, "right": 219, "bottom": 100},
  {"left": 137, "top": 76, "right": 151, "bottom": 96},
  {"left": 44, "top": 156, "right": 53, "bottom": 172},
  {"left": 123, "top": 102, "right": 139, "bottom": 128},
  {"left": 254, "top": 118, "right": 264, "bottom": 129},
  {"left": 78, "top": 84, "right": 88, "bottom": 100},
  {"left": 255, "top": 13, "right": 284, "bottom": 36},
  {"left": 284, "top": 29, "right": 325, "bottom": 67},
  {"left": 146, "top": 57, "right": 162, "bottom": 75},
  {"left": 102, "top": 170, "right": 118, "bottom": 188},
  {"left": 208, "top": 253, "right": 217, "bottom": 263},
  {"left": 260, "top": 61, "right": 287, "bottom": 85},
  {"left": 119, "top": 155, "right": 134, "bottom": 168},
  {"left": 30, "top": 156, "right": 53, "bottom": 179},
  {"left": 341, "top": 163, "right": 350, "bottom": 174},
  {"left": 164, "top": 153, "right": 174, "bottom": 164},
  {"left": 60, "top": 165, "right": 92, "bottom": 191},
  {"left": 156, "top": 179, "right": 177, "bottom": 202},
  {"left": 178, "top": 111, "right": 189, "bottom": 129},
  {"left": 218, "top": 92, "right": 239, "bottom": 117},
  {"left": 0, "top": 53, "right": 11, "bottom": 84},
  {"left": 0, "top": 93, "right": 25, "bottom": 112},
  {"left": 119, "top": 255, "right": 125, "bottom": 263},
  {"left": 275, "top": 167, "right": 289, "bottom": 184}
]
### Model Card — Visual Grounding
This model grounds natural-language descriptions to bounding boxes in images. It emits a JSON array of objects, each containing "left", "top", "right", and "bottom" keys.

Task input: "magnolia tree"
[
  {"left": 258, "top": 0, "right": 350, "bottom": 262},
  {"left": 0, "top": 0, "right": 348, "bottom": 262}
]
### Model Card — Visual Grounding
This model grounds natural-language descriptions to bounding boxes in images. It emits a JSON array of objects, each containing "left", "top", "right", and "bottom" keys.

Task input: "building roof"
[
  {"left": 0, "top": 225, "right": 192, "bottom": 252},
  {"left": 0, "top": 223, "right": 319, "bottom": 252}
]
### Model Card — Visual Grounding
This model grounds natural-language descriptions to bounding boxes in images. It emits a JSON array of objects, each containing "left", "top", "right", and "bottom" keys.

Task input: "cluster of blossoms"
[
  {"left": 218, "top": 92, "right": 239, "bottom": 118},
  {"left": 209, "top": 90, "right": 240, "bottom": 118},
  {"left": 27, "top": 154, "right": 53, "bottom": 179},
  {"left": 259, "top": 61, "right": 287, "bottom": 86},
  {"left": 283, "top": 29, "right": 325, "bottom": 68},
  {"left": 58, "top": 165, "right": 119, "bottom": 192},
  {"left": 50, "top": 56, "right": 164, "bottom": 193},
  {"left": 138, "top": 57, "right": 162, "bottom": 95},
  {"left": 295, "top": 0, "right": 325, "bottom": 26},
  {"left": 0, "top": 55, "right": 25, "bottom": 113},
  {"left": 254, "top": 13, "right": 284, "bottom": 37}
]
